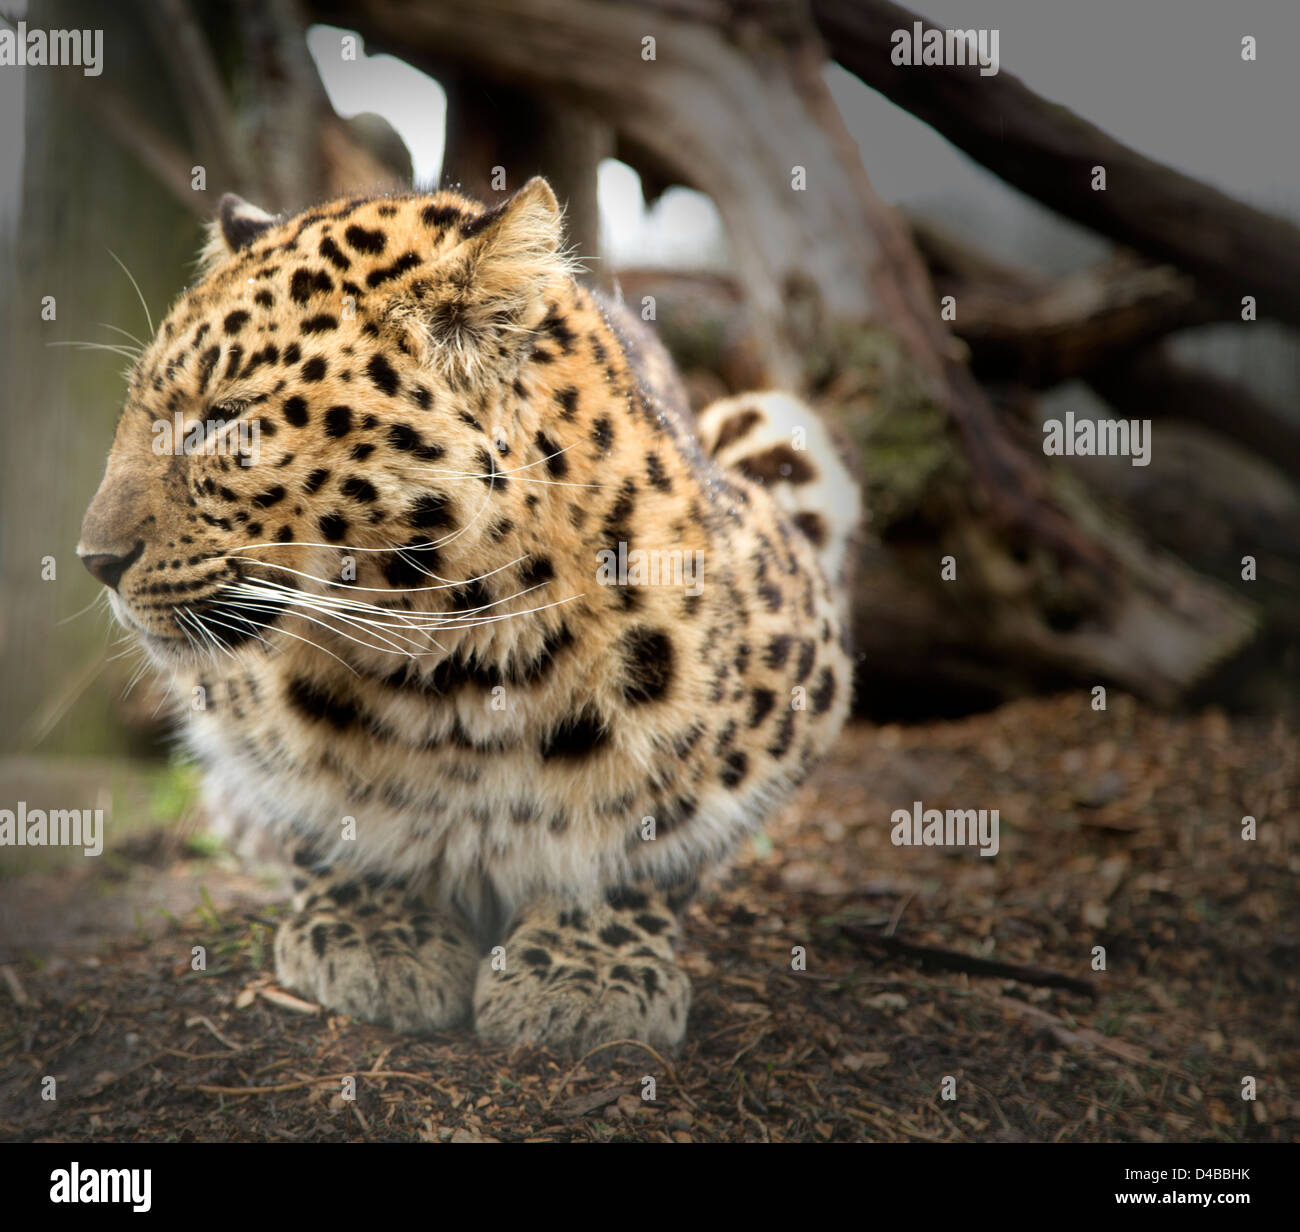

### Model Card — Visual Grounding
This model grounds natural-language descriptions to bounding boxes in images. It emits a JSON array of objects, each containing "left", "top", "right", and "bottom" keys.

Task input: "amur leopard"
[{"left": 78, "top": 178, "right": 860, "bottom": 1051}]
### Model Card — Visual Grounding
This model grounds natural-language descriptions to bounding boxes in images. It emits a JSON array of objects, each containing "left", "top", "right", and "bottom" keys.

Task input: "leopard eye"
[
  {"left": 188, "top": 400, "right": 260, "bottom": 465},
  {"left": 190, "top": 400, "right": 251, "bottom": 448},
  {"left": 207, "top": 399, "right": 248, "bottom": 429}
]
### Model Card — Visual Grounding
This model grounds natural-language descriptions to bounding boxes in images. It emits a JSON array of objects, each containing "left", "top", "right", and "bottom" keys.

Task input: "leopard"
[{"left": 77, "top": 178, "right": 860, "bottom": 1052}]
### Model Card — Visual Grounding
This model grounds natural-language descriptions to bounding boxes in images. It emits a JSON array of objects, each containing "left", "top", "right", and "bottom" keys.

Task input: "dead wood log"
[
  {"left": 904, "top": 221, "right": 1300, "bottom": 493},
  {"left": 308, "top": 0, "right": 1257, "bottom": 708},
  {"left": 909, "top": 218, "right": 1219, "bottom": 387},
  {"left": 814, "top": 0, "right": 1300, "bottom": 329},
  {"left": 632, "top": 256, "right": 1300, "bottom": 681},
  {"left": 1091, "top": 348, "right": 1300, "bottom": 482}
]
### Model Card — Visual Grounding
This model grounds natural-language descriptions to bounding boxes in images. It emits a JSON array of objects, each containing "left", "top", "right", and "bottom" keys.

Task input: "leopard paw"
[
  {"left": 274, "top": 878, "right": 477, "bottom": 1034},
  {"left": 473, "top": 889, "right": 690, "bottom": 1051}
]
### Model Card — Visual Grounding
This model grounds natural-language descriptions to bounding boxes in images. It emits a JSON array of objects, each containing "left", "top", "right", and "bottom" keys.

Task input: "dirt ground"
[{"left": 1, "top": 693, "right": 1296, "bottom": 1143}]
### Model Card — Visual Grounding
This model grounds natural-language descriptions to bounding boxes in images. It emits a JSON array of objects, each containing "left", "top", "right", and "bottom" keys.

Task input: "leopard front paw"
[
  {"left": 473, "top": 892, "right": 690, "bottom": 1051},
  {"left": 274, "top": 880, "right": 477, "bottom": 1034}
]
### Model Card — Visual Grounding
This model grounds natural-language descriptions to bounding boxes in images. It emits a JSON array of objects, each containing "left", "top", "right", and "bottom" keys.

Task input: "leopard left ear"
[
  {"left": 217, "top": 193, "right": 278, "bottom": 251},
  {"left": 198, "top": 194, "right": 279, "bottom": 275}
]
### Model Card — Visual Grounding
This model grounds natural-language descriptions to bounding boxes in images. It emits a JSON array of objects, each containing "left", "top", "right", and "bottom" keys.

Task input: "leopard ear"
[
  {"left": 217, "top": 193, "right": 278, "bottom": 250},
  {"left": 456, "top": 176, "right": 564, "bottom": 309},
  {"left": 391, "top": 177, "right": 572, "bottom": 386},
  {"left": 198, "top": 194, "right": 279, "bottom": 275}
]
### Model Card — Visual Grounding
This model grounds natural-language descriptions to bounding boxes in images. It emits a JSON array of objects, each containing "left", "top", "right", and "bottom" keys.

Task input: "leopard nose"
[{"left": 80, "top": 541, "right": 144, "bottom": 591}]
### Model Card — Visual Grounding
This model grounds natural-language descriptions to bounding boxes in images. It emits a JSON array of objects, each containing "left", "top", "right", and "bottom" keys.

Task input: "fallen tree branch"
[
  {"left": 840, "top": 924, "right": 1099, "bottom": 998},
  {"left": 908, "top": 222, "right": 1300, "bottom": 479},
  {"left": 183, "top": 1070, "right": 444, "bottom": 1095},
  {"left": 991, "top": 997, "right": 1154, "bottom": 1067},
  {"left": 543, "top": 1038, "right": 700, "bottom": 1112},
  {"left": 816, "top": 0, "right": 1300, "bottom": 329},
  {"left": 913, "top": 241, "right": 1218, "bottom": 386},
  {"left": 1090, "top": 347, "right": 1300, "bottom": 480}
]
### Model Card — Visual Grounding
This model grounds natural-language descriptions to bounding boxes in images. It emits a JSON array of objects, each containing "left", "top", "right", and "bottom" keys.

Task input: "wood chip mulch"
[{"left": 1, "top": 693, "right": 1295, "bottom": 1142}]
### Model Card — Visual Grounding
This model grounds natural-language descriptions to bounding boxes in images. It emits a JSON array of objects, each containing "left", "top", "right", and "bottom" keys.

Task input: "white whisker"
[
  {"left": 57, "top": 589, "right": 113, "bottom": 627},
  {"left": 108, "top": 247, "right": 154, "bottom": 336},
  {"left": 416, "top": 466, "right": 611, "bottom": 490},
  {"left": 229, "top": 587, "right": 437, "bottom": 656},
  {"left": 216, "top": 591, "right": 442, "bottom": 660},
  {"left": 46, "top": 341, "right": 142, "bottom": 361},
  {"left": 98, "top": 321, "right": 147, "bottom": 349},
  {"left": 179, "top": 606, "right": 236, "bottom": 662}
]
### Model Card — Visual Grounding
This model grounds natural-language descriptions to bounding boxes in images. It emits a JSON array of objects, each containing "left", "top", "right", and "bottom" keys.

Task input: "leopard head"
[{"left": 78, "top": 178, "right": 571, "bottom": 668}]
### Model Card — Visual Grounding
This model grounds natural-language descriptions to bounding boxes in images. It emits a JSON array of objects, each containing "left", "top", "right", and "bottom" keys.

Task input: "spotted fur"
[{"left": 79, "top": 178, "right": 859, "bottom": 1050}]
